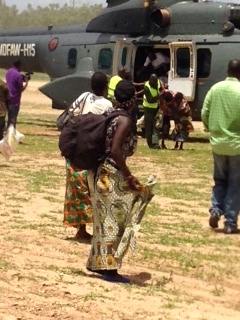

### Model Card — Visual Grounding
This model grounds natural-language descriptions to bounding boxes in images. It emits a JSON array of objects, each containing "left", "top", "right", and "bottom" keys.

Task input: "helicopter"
[{"left": 0, "top": 0, "right": 240, "bottom": 120}]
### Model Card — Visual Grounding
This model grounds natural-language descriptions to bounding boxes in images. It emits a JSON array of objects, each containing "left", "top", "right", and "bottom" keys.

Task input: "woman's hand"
[{"left": 126, "top": 175, "right": 142, "bottom": 191}]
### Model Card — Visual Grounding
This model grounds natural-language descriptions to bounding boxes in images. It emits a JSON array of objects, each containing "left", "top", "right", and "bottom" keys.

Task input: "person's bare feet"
[
  {"left": 75, "top": 225, "right": 92, "bottom": 240},
  {"left": 75, "top": 229, "right": 92, "bottom": 240}
]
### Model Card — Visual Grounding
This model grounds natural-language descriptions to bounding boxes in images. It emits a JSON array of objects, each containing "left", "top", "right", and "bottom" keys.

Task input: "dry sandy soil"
[{"left": 0, "top": 81, "right": 240, "bottom": 320}]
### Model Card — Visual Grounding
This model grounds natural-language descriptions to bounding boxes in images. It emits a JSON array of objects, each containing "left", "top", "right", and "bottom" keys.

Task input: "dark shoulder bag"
[{"left": 56, "top": 92, "right": 90, "bottom": 131}]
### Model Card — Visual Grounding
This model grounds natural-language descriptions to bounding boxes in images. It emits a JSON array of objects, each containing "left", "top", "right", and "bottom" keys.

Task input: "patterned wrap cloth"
[
  {"left": 86, "top": 111, "right": 156, "bottom": 271},
  {"left": 87, "top": 164, "right": 156, "bottom": 270},
  {"left": 170, "top": 98, "right": 194, "bottom": 142},
  {"left": 63, "top": 161, "right": 93, "bottom": 227}
]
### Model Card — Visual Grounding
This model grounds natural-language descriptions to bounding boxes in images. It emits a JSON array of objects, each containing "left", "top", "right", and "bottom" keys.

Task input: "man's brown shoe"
[{"left": 209, "top": 213, "right": 220, "bottom": 229}]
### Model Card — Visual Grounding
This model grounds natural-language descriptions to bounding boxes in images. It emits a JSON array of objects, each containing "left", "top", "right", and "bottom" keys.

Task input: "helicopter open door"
[
  {"left": 112, "top": 39, "right": 136, "bottom": 78},
  {"left": 168, "top": 42, "right": 197, "bottom": 101}
]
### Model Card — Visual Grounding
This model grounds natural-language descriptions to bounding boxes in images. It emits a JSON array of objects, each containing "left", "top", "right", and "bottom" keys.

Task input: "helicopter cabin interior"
[{"left": 112, "top": 39, "right": 212, "bottom": 103}]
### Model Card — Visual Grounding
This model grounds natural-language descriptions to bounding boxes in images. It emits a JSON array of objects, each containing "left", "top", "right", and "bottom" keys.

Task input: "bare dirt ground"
[{"left": 0, "top": 81, "right": 240, "bottom": 320}]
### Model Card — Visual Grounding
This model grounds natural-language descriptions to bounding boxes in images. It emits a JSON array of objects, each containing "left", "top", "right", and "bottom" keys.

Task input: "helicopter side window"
[
  {"left": 98, "top": 48, "right": 113, "bottom": 69},
  {"left": 121, "top": 47, "right": 128, "bottom": 67},
  {"left": 176, "top": 48, "right": 190, "bottom": 78},
  {"left": 68, "top": 48, "right": 77, "bottom": 69},
  {"left": 197, "top": 49, "right": 211, "bottom": 78}
]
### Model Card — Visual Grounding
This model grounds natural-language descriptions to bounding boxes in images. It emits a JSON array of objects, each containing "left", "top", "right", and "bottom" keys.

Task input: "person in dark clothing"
[
  {"left": 0, "top": 79, "right": 10, "bottom": 140},
  {"left": 5, "top": 59, "right": 28, "bottom": 128}
]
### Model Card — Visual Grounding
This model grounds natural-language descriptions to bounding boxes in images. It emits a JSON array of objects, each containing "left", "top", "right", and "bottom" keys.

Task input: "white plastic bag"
[{"left": 0, "top": 124, "right": 25, "bottom": 161}]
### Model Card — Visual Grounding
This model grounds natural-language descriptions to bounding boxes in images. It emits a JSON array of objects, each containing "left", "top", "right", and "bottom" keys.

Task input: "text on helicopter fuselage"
[{"left": 0, "top": 43, "right": 36, "bottom": 57}]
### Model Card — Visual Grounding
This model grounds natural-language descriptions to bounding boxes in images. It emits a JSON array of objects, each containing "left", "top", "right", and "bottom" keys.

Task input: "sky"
[{"left": 4, "top": 0, "right": 240, "bottom": 11}]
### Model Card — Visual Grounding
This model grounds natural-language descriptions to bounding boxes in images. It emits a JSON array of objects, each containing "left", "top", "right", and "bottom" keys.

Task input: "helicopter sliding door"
[
  {"left": 168, "top": 42, "right": 197, "bottom": 101},
  {"left": 112, "top": 39, "right": 136, "bottom": 77}
]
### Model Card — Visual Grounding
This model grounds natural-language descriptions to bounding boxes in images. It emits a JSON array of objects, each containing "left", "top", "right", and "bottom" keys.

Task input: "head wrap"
[{"left": 114, "top": 80, "right": 135, "bottom": 103}]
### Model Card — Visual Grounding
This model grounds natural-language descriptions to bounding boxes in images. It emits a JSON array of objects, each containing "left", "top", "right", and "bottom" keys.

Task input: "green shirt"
[{"left": 201, "top": 77, "right": 240, "bottom": 156}]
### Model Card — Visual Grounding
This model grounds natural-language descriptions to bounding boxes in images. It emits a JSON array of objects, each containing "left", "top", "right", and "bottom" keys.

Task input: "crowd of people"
[
  {"left": 63, "top": 72, "right": 156, "bottom": 283},
  {"left": 136, "top": 73, "right": 194, "bottom": 150},
  {"left": 62, "top": 57, "right": 240, "bottom": 284},
  {"left": 60, "top": 56, "right": 199, "bottom": 282},
  {"left": 1, "top": 54, "right": 240, "bottom": 284}
]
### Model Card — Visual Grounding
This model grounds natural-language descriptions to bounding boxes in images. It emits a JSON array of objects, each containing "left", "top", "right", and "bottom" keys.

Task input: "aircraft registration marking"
[{"left": 0, "top": 43, "right": 36, "bottom": 57}]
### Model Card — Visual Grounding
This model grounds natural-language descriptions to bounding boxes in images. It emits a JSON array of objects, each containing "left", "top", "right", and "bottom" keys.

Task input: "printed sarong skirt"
[
  {"left": 86, "top": 162, "right": 155, "bottom": 271},
  {"left": 63, "top": 161, "right": 93, "bottom": 227}
]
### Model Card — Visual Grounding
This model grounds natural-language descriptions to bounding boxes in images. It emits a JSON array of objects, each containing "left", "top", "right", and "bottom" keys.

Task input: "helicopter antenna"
[{"left": 68, "top": 0, "right": 85, "bottom": 7}]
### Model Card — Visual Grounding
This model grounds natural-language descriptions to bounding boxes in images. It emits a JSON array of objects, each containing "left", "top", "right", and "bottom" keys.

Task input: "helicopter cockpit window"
[
  {"left": 98, "top": 48, "right": 113, "bottom": 69},
  {"left": 197, "top": 49, "right": 211, "bottom": 78},
  {"left": 176, "top": 48, "right": 190, "bottom": 78},
  {"left": 121, "top": 47, "right": 128, "bottom": 67},
  {"left": 68, "top": 48, "right": 77, "bottom": 69}
]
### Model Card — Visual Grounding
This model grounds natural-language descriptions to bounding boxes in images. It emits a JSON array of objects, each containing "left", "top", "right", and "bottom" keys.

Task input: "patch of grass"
[
  {"left": 43, "top": 196, "right": 61, "bottom": 203},
  {"left": 39, "top": 213, "right": 59, "bottom": 222},
  {"left": 211, "top": 284, "right": 225, "bottom": 297},
  {"left": 0, "top": 287, "right": 6, "bottom": 295},
  {"left": 41, "top": 265, "right": 87, "bottom": 277},
  {"left": 138, "top": 244, "right": 239, "bottom": 278},
  {"left": 83, "top": 292, "right": 106, "bottom": 302},
  {"left": 7, "top": 195, "right": 30, "bottom": 202},
  {"left": 164, "top": 298, "right": 178, "bottom": 309},
  {"left": 1, "top": 94, "right": 240, "bottom": 318},
  {"left": 0, "top": 258, "right": 17, "bottom": 271},
  {"left": 14, "top": 168, "right": 62, "bottom": 193},
  {"left": 234, "top": 303, "right": 240, "bottom": 312},
  {"left": 18, "top": 224, "right": 39, "bottom": 231},
  {"left": 17, "top": 135, "right": 59, "bottom": 154},
  {"left": 1, "top": 212, "right": 10, "bottom": 217},
  {"left": 159, "top": 184, "right": 209, "bottom": 201},
  {"left": 146, "top": 273, "right": 173, "bottom": 295}
]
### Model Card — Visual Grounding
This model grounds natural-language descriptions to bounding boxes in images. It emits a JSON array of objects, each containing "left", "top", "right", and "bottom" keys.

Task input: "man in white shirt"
[
  {"left": 144, "top": 51, "right": 170, "bottom": 69},
  {"left": 72, "top": 72, "right": 112, "bottom": 115},
  {"left": 138, "top": 51, "right": 170, "bottom": 80}
]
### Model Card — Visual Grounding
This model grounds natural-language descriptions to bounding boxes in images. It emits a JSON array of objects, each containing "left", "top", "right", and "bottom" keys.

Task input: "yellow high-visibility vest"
[
  {"left": 108, "top": 75, "right": 122, "bottom": 99},
  {"left": 143, "top": 81, "right": 160, "bottom": 109}
]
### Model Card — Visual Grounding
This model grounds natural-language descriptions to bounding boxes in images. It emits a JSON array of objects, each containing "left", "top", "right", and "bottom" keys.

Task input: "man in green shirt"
[{"left": 201, "top": 59, "right": 240, "bottom": 234}]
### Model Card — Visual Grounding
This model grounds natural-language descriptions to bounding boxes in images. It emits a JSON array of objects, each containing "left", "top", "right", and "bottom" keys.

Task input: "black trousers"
[
  {"left": 7, "top": 104, "right": 20, "bottom": 128},
  {"left": 0, "top": 116, "right": 5, "bottom": 140},
  {"left": 144, "top": 107, "right": 158, "bottom": 147}
]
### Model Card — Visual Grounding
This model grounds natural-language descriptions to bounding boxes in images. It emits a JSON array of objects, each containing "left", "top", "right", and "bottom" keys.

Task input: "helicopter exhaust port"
[{"left": 151, "top": 8, "right": 171, "bottom": 28}]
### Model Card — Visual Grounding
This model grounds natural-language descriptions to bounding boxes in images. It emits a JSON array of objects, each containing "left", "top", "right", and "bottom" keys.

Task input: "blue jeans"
[
  {"left": 210, "top": 152, "right": 240, "bottom": 229},
  {"left": 7, "top": 104, "right": 20, "bottom": 128}
]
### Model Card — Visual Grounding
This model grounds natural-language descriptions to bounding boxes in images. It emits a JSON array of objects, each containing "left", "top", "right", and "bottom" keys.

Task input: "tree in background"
[{"left": 0, "top": 3, "right": 103, "bottom": 29}]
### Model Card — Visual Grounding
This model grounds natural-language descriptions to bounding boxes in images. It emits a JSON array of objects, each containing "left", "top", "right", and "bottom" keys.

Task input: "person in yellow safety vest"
[
  {"left": 108, "top": 68, "right": 126, "bottom": 100},
  {"left": 143, "top": 73, "right": 162, "bottom": 149}
]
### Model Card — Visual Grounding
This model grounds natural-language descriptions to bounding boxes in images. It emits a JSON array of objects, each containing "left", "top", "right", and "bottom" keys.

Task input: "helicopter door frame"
[
  {"left": 168, "top": 42, "right": 197, "bottom": 101},
  {"left": 112, "top": 39, "right": 136, "bottom": 78}
]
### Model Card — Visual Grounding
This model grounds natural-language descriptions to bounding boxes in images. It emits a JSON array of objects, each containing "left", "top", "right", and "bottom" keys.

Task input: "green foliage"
[{"left": 0, "top": 3, "right": 103, "bottom": 29}]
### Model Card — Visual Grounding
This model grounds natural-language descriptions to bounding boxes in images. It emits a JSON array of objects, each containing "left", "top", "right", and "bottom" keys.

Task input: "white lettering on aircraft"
[{"left": 0, "top": 43, "right": 36, "bottom": 57}]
